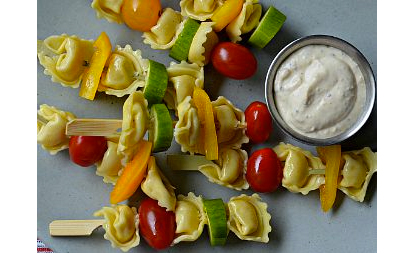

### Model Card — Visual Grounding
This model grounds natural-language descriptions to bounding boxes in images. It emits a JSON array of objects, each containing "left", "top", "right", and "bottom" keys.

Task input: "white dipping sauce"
[{"left": 274, "top": 45, "right": 366, "bottom": 139}]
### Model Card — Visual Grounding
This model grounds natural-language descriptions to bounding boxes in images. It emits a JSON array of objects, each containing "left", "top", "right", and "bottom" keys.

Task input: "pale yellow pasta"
[
  {"left": 226, "top": 0, "right": 262, "bottom": 42},
  {"left": 91, "top": 0, "right": 124, "bottom": 24},
  {"left": 188, "top": 22, "right": 219, "bottom": 66},
  {"left": 98, "top": 45, "right": 149, "bottom": 97},
  {"left": 212, "top": 96, "right": 249, "bottom": 149},
  {"left": 173, "top": 192, "right": 207, "bottom": 244},
  {"left": 274, "top": 143, "right": 325, "bottom": 195},
  {"left": 141, "top": 156, "right": 177, "bottom": 211},
  {"left": 227, "top": 194, "right": 271, "bottom": 243},
  {"left": 180, "top": 0, "right": 224, "bottom": 21},
  {"left": 143, "top": 8, "right": 185, "bottom": 49},
  {"left": 199, "top": 148, "right": 249, "bottom": 190},
  {"left": 174, "top": 96, "right": 201, "bottom": 154},
  {"left": 117, "top": 91, "right": 149, "bottom": 165},
  {"left": 164, "top": 61, "right": 204, "bottom": 110},
  {"left": 37, "top": 104, "right": 76, "bottom": 155},
  {"left": 93, "top": 205, "right": 139, "bottom": 252},
  {"left": 96, "top": 137, "right": 124, "bottom": 185},
  {"left": 338, "top": 147, "right": 377, "bottom": 202},
  {"left": 37, "top": 34, "right": 94, "bottom": 88}
]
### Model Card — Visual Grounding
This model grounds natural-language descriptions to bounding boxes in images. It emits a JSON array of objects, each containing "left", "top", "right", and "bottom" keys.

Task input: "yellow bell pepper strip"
[
  {"left": 79, "top": 31, "right": 112, "bottom": 100},
  {"left": 193, "top": 87, "right": 218, "bottom": 160},
  {"left": 110, "top": 140, "right": 152, "bottom": 204},
  {"left": 211, "top": 0, "right": 244, "bottom": 32},
  {"left": 317, "top": 145, "right": 342, "bottom": 212}
]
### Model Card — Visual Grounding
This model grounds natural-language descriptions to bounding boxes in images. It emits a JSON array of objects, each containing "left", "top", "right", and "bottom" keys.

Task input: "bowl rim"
[{"left": 265, "top": 34, "right": 376, "bottom": 146}]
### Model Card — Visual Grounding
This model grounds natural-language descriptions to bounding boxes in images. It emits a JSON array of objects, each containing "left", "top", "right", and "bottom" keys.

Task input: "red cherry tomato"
[
  {"left": 246, "top": 148, "right": 283, "bottom": 193},
  {"left": 139, "top": 198, "right": 176, "bottom": 250},
  {"left": 68, "top": 136, "right": 107, "bottom": 167},
  {"left": 211, "top": 42, "right": 257, "bottom": 79},
  {"left": 121, "top": 0, "right": 161, "bottom": 32},
  {"left": 245, "top": 101, "right": 273, "bottom": 143}
]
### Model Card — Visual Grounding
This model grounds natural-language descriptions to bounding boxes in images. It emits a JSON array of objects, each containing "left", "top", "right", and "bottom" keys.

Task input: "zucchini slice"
[
  {"left": 143, "top": 60, "right": 168, "bottom": 105},
  {"left": 149, "top": 103, "right": 173, "bottom": 152},
  {"left": 169, "top": 18, "right": 200, "bottom": 61},
  {"left": 203, "top": 198, "right": 228, "bottom": 246},
  {"left": 248, "top": 6, "right": 286, "bottom": 48}
]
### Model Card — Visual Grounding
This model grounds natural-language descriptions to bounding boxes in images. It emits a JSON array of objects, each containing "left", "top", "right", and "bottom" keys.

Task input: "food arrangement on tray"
[{"left": 37, "top": 0, "right": 377, "bottom": 252}]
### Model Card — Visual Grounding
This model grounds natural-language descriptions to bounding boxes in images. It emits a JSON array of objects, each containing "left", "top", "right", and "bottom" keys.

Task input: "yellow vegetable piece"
[
  {"left": 110, "top": 140, "right": 152, "bottom": 204},
  {"left": 317, "top": 145, "right": 341, "bottom": 212},
  {"left": 79, "top": 32, "right": 112, "bottom": 100},
  {"left": 193, "top": 87, "right": 218, "bottom": 160},
  {"left": 211, "top": 0, "right": 244, "bottom": 32}
]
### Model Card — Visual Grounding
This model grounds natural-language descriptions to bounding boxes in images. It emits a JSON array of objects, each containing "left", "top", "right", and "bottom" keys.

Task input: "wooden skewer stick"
[
  {"left": 49, "top": 219, "right": 105, "bottom": 236},
  {"left": 65, "top": 118, "right": 246, "bottom": 137},
  {"left": 66, "top": 119, "right": 123, "bottom": 136}
]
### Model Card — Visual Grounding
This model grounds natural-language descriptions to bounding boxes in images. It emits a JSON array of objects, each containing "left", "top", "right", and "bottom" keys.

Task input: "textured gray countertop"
[{"left": 37, "top": 0, "right": 377, "bottom": 252}]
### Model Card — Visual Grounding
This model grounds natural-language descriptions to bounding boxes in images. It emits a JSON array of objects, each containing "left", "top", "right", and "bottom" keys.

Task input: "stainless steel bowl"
[{"left": 265, "top": 35, "right": 376, "bottom": 145}]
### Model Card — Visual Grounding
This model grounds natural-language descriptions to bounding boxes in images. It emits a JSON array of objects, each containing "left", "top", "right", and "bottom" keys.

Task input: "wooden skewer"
[
  {"left": 49, "top": 219, "right": 105, "bottom": 236},
  {"left": 65, "top": 118, "right": 246, "bottom": 137},
  {"left": 66, "top": 119, "right": 123, "bottom": 136}
]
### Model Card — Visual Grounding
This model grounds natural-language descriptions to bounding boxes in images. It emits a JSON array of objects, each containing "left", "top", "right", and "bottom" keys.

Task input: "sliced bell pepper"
[
  {"left": 110, "top": 140, "right": 152, "bottom": 204},
  {"left": 79, "top": 31, "right": 112, "bottom": 100},
  {"left": 193, "top": 87, "right": 218, "bottom": 160},
  {"left": 317, "top": 145, "right": 342, "bottom": 212},
  {"left": 211, "top": 0, "right": 244, "bottom": 32}
]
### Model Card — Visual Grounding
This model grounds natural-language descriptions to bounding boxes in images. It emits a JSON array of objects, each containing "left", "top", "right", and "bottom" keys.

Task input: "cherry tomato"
[
  {"left": 245, "top": 101, "right": 273, "bottom": 143},
  {"left": 246, "top": 148, "right": 283, "bottom": 193},
  {"left": 139, "top": 198, "right": 176, "bottom": 250},
  {"left": 211, "top": 42, "right": 257, "bottom": 79},
  {"left": 68, "top": 136, "right": 107, "bottom": 167},
  {"left": 121, "top": 0, "right": 162, "bottom": 32}
]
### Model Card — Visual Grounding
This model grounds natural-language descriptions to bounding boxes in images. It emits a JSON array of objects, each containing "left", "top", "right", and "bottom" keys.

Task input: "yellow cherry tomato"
[{"left": 121, "top": 0, "right": 162, "bottom": 32}]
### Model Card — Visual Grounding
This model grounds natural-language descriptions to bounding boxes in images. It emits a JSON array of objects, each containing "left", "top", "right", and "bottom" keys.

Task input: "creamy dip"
[{"left": 274, "top": 45, "right": 366, "bottom": 139}]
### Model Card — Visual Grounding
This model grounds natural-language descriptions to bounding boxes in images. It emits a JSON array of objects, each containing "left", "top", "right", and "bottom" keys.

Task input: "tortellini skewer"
[
  {"left": 274, "top": 143, "right": 377, "bottom": 202},
  {"left": 226, "top": 0, "right": 262, "bottom": 43},
  {"left": 93, "top": 193, "right": 271, "bottom": 251}
]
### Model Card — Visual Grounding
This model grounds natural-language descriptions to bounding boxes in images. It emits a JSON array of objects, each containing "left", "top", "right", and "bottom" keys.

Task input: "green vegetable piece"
[
  {"left": 143, "top": 60, "right": 168, "bottom": 105},
  {"left": 203, "top": 198, "right": 228, "bottom": 246},
  {"left": 169, "top": 18, "right": 200, "bottom": 61},
  {"left": 248, "top": 6, "right": 286, "bottom": 48},
  {"left": 149, "top": 104, "right": 173, "bottom": 152}
]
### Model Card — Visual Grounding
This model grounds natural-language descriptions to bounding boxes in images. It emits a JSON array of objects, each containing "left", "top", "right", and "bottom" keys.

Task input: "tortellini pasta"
[
  {"left": 180, "top": 0, "right": 224, "bottom": 21},
  {"left": 227, "top": 194, "right": 272, "bottom": 243},
  {"left": 274, "top": 143, "right": 377, "bottom": 202},
  {"left": 37, "top": 34, "right": 94, "bottom": 88},
  {"left": 338, "top": 147, "right": 377, "bottom": 202},
  {"left": 143, "top": 8, "right": 185, "bottom": 50},
  {"left": 141, "top": 156, "right": 177, "bottom": 211},
  {"left": 173, "top": 192, "right": 207, "bottom": 244},
  {"left": 93, "top": 205, "right": 140, "bottom": 252},
  {"left": 212, "top": 96, "right": 249, "bottom": 149},
  {"left": 226, "top": 0, "right": 262, "bottom": 43},
  {"left": 174, "top": 96, "right": 201, "bottom": 154},
  {"left": 37, "top": 104, "right": 76, "bottom": 155},
  {"left": 188, "top": 22, "right": 219, "bottom": 66},
  {"left": 98, "top": 45, "right": 149, "bottom": 97},
  {"left": 199, "top": 148, "right": 249, "bottom": 190},
  {"left": 96, "top": 137, "right": 124, "bottom": 185},
  {"left": 164, "top": 61, "right": 204, "bottom": 110},
  {"left": 274, "top": 143, "right": 326, "bottom": 195},
  {"left": 117, "top": 91, "right": 149, "bottom": 165},
  {"left": 91, "top": 0, "right": 124, "bottom": 24}
]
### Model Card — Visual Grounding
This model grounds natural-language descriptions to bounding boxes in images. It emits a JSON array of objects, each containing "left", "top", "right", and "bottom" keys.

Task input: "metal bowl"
[{"left": 265, "top": 35, "right": 376, "bottom": 146}]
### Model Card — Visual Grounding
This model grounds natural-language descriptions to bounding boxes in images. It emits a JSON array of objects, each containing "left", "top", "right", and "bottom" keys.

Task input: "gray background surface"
[{"left": 37, "top": 0, "right": 377, "bottom": 252}]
